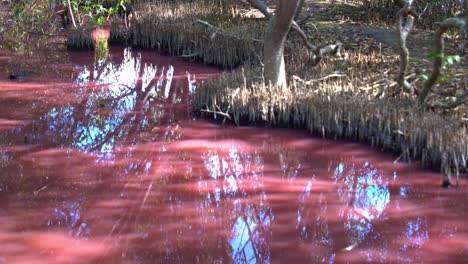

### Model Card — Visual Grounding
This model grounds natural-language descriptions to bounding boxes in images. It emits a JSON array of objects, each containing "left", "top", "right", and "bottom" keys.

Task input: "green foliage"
[
  {"left": 63, "top": 0, "right": 129, "bottom": 27},
  {"left": 420, "top": 54, "right": 461, "bottom": 82},
  {"left": 0, "top": 0, "right": 59, "bottom": 52},
  {"left": 445, "top": 54, "right": 461, "bottom": 65}
]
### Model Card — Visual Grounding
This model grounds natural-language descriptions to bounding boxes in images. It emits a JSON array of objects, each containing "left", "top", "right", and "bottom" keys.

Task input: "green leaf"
[
  {"left": 97, "top": 17, "right": 106, "bottom": 26},
  {"left": 447, "top": 56, "right": 453, "bottom": 65},
  {"left": 421, "top": 74, "right": 429, "bottom": 80},
  {"left": 120, "top": 2, "right": 127, "bottom": 11},
  {"left": 13, "top": 6, "right": 22, "bottom": 17},
  {"left": 445, "top": 55, "right": 461, "bottom": 65}
]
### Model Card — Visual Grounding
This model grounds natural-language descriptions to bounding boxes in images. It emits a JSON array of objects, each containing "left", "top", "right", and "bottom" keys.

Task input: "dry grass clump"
[
  {"left": 67, "top": 27, "right": 94, "bottom": 51},
  {"left": 127, "top": 1, "right": 263, "bottom": 68}
]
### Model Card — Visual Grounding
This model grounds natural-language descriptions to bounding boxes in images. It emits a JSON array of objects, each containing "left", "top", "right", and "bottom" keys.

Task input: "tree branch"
[
  {"left": 67, "top": 0, "right": 77, "bottom": 28},
  {"left": 247, "top": 0, "right": 273, "bottom": 20},
  {"left": 247, "top": 0, "right": 318, "bottom": 52}
]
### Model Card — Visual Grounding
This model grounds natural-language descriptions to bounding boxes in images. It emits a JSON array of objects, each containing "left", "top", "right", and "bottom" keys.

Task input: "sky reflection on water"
[{"left": 0, "top": 47, "right": 467, "bottom": 263}]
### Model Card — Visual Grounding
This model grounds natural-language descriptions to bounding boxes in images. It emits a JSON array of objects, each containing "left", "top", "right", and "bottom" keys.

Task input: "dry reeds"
[
  {"left": 67, "top": 27, "right": 94, "bottom": 51},
  {"left": 193, "top": 53, "right": 467, "bottom": 177},
  {"left": 127, "top": 1, "right": 263, "bottom": 68}
]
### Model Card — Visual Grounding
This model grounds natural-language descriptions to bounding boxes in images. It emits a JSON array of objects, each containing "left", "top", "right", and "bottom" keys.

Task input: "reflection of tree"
[
  {"left": 296, "top": 178, "right": 333, "bottom": 243},
  {"left": 278, "top": 149, "right": 301, "bottom": 182},
  {"left": 28, "top": 47, "right": 186, "bottom": 161},
  {"left": 47, "top": 198, "right": 91, "bottom": 238},
  {"left": 286, "top": 155, "right": 433, "bottom": 262},
  {"left": 0, "top": 47, "right": 194, "bottom": 244},
  {"left": 202, "top": 147, "right": 273, "bottom": 264},
  {"left": 333, "top": 161, "right": 395, "bottom": 261},
  {"left": 393, "top": 184, "right": 429, "bottom": 262}
]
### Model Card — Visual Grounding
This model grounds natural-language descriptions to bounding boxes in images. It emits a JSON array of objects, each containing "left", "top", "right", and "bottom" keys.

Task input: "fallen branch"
[
  {"left": 292, "top": 73, "right": 346, "bottom": 84},
  {"left": 67, "top": 0, "right": 77, "bottom": 28},
  {"left": 296, "top": 13, "right": 313, "bottom": 26},
  {"left": 291, "top": 20, "right": 318, "bottom": 51},
  {"left": 318, "top": 41, "right": 344, "bottom": 58},
  {"left": 33, "top": 184, "right": 49, "bottom": 196},
  {"left": 181, "top": 52, "right": 202, "bottom": 58},
  {"left": 200, "top": 109, "right": 231, "bottom": 119},
  {"left": 192, "top": 19, "right": 263, "bottom": 43}
]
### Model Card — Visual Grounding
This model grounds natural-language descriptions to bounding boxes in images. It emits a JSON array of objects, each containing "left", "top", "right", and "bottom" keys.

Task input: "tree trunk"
[
  {"left": 264, "top": 0, "right": 300, "bottom": 87},
  {"left": 294, "top": 0, "right": 305, "bottom": 21}
]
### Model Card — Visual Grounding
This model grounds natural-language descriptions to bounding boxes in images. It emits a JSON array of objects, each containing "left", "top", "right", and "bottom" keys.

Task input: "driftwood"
[{"left": 292, "top": 73, "right": 346, "bottom": 84}]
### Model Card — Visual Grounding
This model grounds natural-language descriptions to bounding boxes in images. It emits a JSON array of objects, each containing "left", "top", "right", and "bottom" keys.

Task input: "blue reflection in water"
[
  {"left": 229, "top": 199, "right": 272, "bottom": 264},
  {"left": 37, "top": 47, "right": 188, "bottom": 162},
  {"left": 47, "top": 199, "right": 91, "bottom": 238},
  {"left": 202, "top": 147, "right": 272, "bottom": 264},
  {"left": 334, "top": 161, "right": 390, "bottom": 220},
  {"left": 401, "top": 217, "right": 429, "bottom": 251},
  {"left": 333, "top": 160, "right": 393, "bottom": 261}
]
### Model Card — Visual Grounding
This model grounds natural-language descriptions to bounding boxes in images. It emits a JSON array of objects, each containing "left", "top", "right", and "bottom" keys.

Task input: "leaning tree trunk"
[
  {"left": 264, "top": 0, "right": 301, "bottom": 87},
  {"left": 418, "top": 17, "right": 466, "bottom": 108},
  {"left": 396, "top": 0, "right": 415, "bottom": 93}
]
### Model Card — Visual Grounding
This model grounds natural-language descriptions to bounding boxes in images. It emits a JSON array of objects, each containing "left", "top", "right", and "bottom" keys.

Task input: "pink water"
[{"left": 0, "top": 47, "right": 467, "bottom": 264}]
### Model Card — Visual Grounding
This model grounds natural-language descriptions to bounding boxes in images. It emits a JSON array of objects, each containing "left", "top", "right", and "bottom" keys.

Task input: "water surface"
[{"left": 0, "top": 47, "right": 467, "bottom": 263}]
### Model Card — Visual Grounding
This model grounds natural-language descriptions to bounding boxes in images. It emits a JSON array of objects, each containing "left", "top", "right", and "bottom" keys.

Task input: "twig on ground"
[
  {"left": 200, "top": 109, "right": 231, "bottom": 119},
  {"left": 292, "top": 73, "right": 346, "bottom": 84},
  {"left": 181, "top": 52, "right": 202, "bottom": 58},
  {"left": 192, "top": 19, "right": 263, "bottom": 42}
]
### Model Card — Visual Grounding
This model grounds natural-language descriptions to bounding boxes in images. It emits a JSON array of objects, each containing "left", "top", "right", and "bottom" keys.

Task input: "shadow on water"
[{"left": 0, "top": 47, "right": 467, "bottom": 263}]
